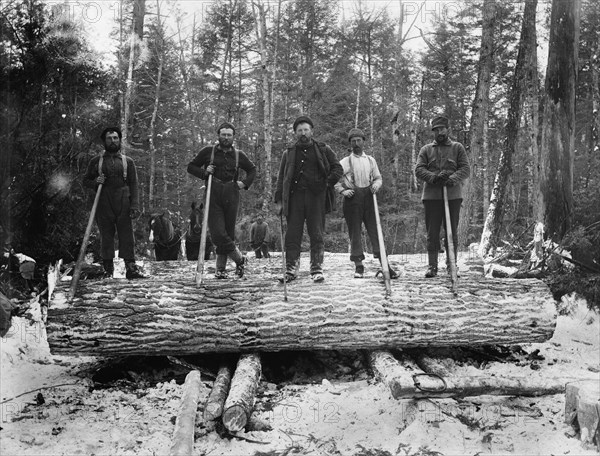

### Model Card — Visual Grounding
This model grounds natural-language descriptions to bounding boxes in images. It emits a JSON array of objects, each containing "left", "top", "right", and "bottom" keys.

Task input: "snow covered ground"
[{"left": 1, "top": 255, "right": 599, "bottom": 456}]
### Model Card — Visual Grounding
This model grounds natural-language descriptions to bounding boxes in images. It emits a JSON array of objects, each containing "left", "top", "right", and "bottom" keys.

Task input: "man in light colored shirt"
[{"left": 335, "top": 128, "right": 399, "bottom": 279}]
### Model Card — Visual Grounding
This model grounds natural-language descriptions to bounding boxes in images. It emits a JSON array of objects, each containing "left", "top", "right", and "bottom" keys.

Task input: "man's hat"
[
  {"left": 347, "top": 128, "right": 366, "bottom": 142},
  {"left": 293, "top": 115, "right": 314, "bottom": 131},
  {"left": 431, "top": 115, "right": 449, "bottom": 130},
  {"left": 217, "top": 122, "right": 236, "bottom": 135},
  {"left": 100, "top": 127, "right": 122, "bottom": 141}
]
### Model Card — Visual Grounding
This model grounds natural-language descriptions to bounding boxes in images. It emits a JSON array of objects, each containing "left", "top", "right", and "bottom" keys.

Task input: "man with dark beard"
[
  {"left": 274, "top": 116, "right": 343, "bottom": 283},
  {"left": 83, "top": 127, "right": 145, "bottom": 279},
  {"left": 187, "top": 122, "right": 256, "bottom": 279},
  {"left": 415, "top": 115, "right": 470, "bottom": 278}
]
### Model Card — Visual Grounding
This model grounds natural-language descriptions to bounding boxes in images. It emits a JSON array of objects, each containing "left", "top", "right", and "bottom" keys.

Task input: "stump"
[
  {"left": 46, "top": 258, "right": 557, "bottom": 355},
  {"left": 565, "top": 380, "right": 600, "bottom": 450}
]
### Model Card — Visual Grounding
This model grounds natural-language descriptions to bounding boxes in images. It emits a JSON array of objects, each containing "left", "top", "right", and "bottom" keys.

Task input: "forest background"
[{"left": 1, "top": 0, "right": 599, "bottom": 304}]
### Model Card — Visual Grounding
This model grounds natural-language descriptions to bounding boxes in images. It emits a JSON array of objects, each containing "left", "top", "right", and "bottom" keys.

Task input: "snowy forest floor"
[{"left": 1, "top": 253, "right": 599, "bottom": 456}]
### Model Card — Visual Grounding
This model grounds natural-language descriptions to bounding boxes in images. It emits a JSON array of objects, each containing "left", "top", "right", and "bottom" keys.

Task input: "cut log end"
[{"left": 222, "top": 404, "right": 248, "bottom": 433}]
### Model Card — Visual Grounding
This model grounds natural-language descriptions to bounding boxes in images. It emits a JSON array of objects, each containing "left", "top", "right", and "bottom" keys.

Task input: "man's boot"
[
  {"left": 102, "top": 260, "right": 114, "bottom": 279},
  {"left": 425, "top": 251, "right": 438, "bottom": 278},
  {"left": 125, "top": 260, "right": 146, "bottom": 279},
  {"left": 215, "top": 254, "right": 228, "bottom": 279},
  {"left": 228, "top": 247, "right": 246, "bottom": 278}
]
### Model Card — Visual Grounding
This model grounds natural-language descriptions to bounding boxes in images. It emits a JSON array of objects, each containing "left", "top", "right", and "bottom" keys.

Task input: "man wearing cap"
[
  {"left": 83, "top": 127, "right": 146, "bottom": 279},
  {"left": 335, "top": 128, "right": 399, "bottom": 279},
  {"left": 415, "top": 115, "right": 470, "bottom": 278},
  {"left": 274, "top": 116, "right": 343, "bottom": 283},
  {"left": 187, "top": 122, "right": 256, "bottom": 279}
]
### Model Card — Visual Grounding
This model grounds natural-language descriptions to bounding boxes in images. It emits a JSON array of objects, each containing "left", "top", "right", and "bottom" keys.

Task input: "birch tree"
[
  {"left": 458, "top": 0, "right": 496, "bottom": 250},
  {"left": 480, "top": 0, "right": 538, "bottom": 258}
]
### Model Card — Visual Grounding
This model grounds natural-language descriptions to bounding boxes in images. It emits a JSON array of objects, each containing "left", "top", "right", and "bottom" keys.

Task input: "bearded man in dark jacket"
[
  {"left": 83, "top": 127, "right": 145, "bottom": 279},
  {"left": 274, "top": 116, "right": 343, "bottom": 283},
  {"left": 415, "top": 115, "right": 470, "bottom": 278},
  {"left": 187, "top": 122, "right": 256, "bottom": 279}
]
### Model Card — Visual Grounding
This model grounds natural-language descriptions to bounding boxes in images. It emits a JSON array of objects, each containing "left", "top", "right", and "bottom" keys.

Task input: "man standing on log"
[
  {"left": 83, "top": 127, "right": 146, "bottom": 279},
  {"left": 187, "top": 122, "right": 256, "bottom": 279},
  {"left": 415, "top": 115, "right": 470, "bottom": 278},
  {"left": 250, "top": 214, "right": 270, "bottom": 259},
  {"left": 335, "top": 128, "right": 399, "bottom": 279},
  {"left": 274, "top": 116, "right": 343, "bottom": 283}
]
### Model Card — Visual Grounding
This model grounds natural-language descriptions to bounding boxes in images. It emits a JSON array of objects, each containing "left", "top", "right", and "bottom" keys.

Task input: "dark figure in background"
[
  {"left": 9, "top": 249, "right": 36, "bottom": 293},
  {"left": 149, "top": 213, "right": 181, "bottom": 261},
  {"left": 274, "top": 116, "right": 343, "bottom": 283},
  {"left": 250, "top": 215, "right": 270, "bottom": 259},
  {"left": 83, "top": 127, "right": 146, "bottom": 279},
  {"left": 335, "top": 128, "right": 399, "bottom": 279},
  {"left": 415, "top": 115, "right": 470, "bottom": 278},
  {"left": 185, "top": 202, "right": 213, "bottom": 261},
  {"left": 187, "top": 122, "right": 256, "bottom": 279}
]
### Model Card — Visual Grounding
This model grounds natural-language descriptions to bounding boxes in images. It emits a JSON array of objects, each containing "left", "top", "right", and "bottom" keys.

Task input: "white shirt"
[{"left": 335, "top": 153, "right": 382, "bottom": 192}]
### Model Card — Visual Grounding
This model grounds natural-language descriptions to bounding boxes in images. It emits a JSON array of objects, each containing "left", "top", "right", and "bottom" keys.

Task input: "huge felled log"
[
  {"left": 222, "top": 354, "right": 261, "bottom": 432},
  {"left": 46, "top": 258, "right": 556, "bottom": 355}
]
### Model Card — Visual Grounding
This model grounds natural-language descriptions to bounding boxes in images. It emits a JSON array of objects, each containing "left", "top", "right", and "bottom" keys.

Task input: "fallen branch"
[{"left": 169, "top": 370, "right": 203, "bottom": 456}]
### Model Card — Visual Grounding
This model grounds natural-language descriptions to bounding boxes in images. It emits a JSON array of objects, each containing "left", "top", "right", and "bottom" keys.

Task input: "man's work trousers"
[
  {"left": 96, "top": 186, "right": 135, "bottom": 260},
  {"left": 252, "top": 242, "right": 270, "bottom": 259},
  {"left": 208, "top": 181, "right": 239, "bottom": 255},
  {"left": 423, "top": 198, "right": 462, "bottom": 260},
  {"left": 342, "top": 187, "right": 380, "bottom": 263},
  {"left": 285, "top": 188, "right": 325, "bottom": 274}
]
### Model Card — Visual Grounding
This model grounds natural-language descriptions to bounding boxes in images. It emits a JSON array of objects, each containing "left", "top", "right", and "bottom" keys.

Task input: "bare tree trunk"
[
  {"left": 176, "top": 14, "right": 199, "bottom": 146},
  {"left": 217, "top": 0, "right": 235, "bottom": 105},
  {"left": 480, "top": 0, "right": 537, "bottom": 258},
  {"left": 460, "top": 0, "right": 495, "bottom": 252},
  {"left": 252, "top": 0, "right": 278, "bottom": 212},
  {"left": 538, "top": 0, "right": 580, "bottom": 239},
  {"left": 148, "top": 0, "right": 164, "bottom": 208},
  {"left": 121, "top": 0, "right": 146, "bottom": 149}
]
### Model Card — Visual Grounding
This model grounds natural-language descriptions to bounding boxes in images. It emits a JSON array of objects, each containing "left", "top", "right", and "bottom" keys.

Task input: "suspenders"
[
  {"left": 209, "top": 145, "right": 239, "bottom": 181},
  {"left": 345, "top": 154, "right": 374, "bottom": 188},
  {"left": 98, "top": 154, "right": 128, "bottom": 181}
]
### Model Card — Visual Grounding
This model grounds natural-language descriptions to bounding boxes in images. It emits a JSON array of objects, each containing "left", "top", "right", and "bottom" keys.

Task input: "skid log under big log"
[{"left": 45, "top": 259, "right": 557, "bottom": 356}]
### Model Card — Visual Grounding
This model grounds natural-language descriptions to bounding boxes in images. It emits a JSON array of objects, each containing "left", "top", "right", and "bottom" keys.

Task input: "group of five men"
[{"left": 86, "top": 114, "right": 469, "bottom": 281}]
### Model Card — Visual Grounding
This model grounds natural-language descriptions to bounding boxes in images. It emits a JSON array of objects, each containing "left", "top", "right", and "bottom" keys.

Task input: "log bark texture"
[
  {"left": 46, "top": 259, "right": 556, "bottom": 355},
  {"left": 222, "top": 354, "right": 261, "bottom": 432},
  {"left": 169, "top": 370, "right": 202, "bottom": 456},
  {"left": 203, "top": 365, "right": 232, "bottom": 422}
]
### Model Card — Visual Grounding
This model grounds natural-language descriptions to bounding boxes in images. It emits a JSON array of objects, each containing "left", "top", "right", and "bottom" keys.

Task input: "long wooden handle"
[
  {"left": 279, "top": 213, "right": 287, "bottom": 301},
  {"left": 195, "top": 174, "right": 213, "bottom": 286},
  {"left": 443, "top": 186, "right": 458, "bottom": 294},
  {"left": 68, "top": 183, "right": 103, "bottom": 301},
  {"left": 372, "top": 193, "right": 392, "bottom": 297}
]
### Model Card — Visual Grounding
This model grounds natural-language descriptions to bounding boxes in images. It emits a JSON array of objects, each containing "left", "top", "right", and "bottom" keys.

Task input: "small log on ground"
[
  {"left": 203, "top": 364, "right": 232, "bottom": 422},
  {"left": 565, "top": 380, "right": 600, "bottom": 450},
  {"left": 169, "top": 370, "right": 202, "bottom": 456},
  {"left": 370, "top": 350, "right": 593, "bottom": 399},
  {"left": 46, "top": 259, "right": 557, "bottom": 355},
  {"left": 222, "top": 354, "right": 261, "bottom": 432}
]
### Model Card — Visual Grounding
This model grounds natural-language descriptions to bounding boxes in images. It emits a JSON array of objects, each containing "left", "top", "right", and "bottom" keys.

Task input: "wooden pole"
[
  {"left": 169, "top": 370, "right": 202, "bottom": 456},
  {"left": 68, "top": 183, "right": 103, "bottom": 301},
  {"left": 372, "top": 193, "right": 391, "bottom": 296},
  {"left": 443, "top": 186, "right": 458, "bottom": 294},
  {"left": 195, "top": 174, "right": 213, "bottom": 286},
  {"left": 279, "top": 214, "right": 287, "bottom": 301}
]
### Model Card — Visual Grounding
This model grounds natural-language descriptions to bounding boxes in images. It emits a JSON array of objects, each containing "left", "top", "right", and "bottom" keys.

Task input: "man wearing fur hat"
[
  {"left": 83, "top": 127, "right": 145, "bottom": 279},
  {"left": 415, "top": 115, "right": 470, "bottom": 278},
  {"left": 187, "top": 122, "right": 256, "bottom": 279},
  {"left": 335, "top": 128, "right": 399, "bottom": 279},
  {"left": 274, "top": 116, "right": 343, "bottom": 283}
]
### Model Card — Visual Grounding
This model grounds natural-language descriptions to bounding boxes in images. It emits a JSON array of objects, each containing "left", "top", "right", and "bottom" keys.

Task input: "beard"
[
  {"left": 298, "top": 134, "right": 311, "bottom": 144},
  {"left": 105, "top": 143, "right": 120, "bottom": 153},
  {"left": 435, "top": 133, "right": 448, "bottom": 143},
  {"left": 218, "top": 138, "right": 232, "bottom": 149},
  {"left": 352, "top": 146, "right": 363, "bottom": 155}
]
